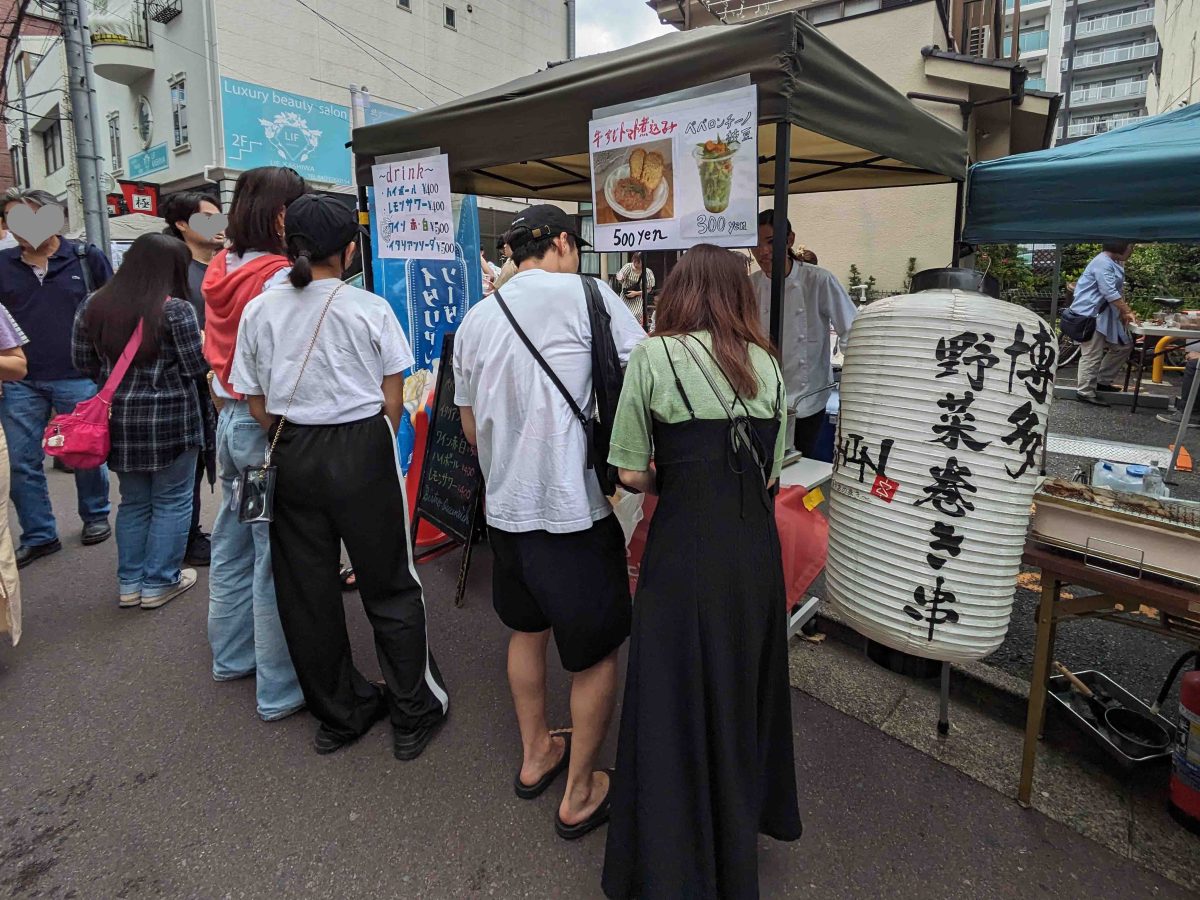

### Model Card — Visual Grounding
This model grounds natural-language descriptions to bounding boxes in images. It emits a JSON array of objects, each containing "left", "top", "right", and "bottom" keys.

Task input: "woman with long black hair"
[
  {"left": 72, "top": 233, "right": 207, "bottom": 609},
  {"left": 231, "top": 195, "right": 448, "bottom": 758}
]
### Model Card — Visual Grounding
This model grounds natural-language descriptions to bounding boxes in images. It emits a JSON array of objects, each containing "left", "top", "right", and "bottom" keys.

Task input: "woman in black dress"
[{"left": 602, "top": 244, "right": 802, "bottom": 899}]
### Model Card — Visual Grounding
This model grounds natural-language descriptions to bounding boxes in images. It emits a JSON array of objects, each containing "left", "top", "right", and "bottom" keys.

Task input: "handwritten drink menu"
[
  {"left": 372, "top": 153, "right": 456, "bottom": 260},
  {"left": 588, "top": 84, "right": 758, "bottom": 252}
]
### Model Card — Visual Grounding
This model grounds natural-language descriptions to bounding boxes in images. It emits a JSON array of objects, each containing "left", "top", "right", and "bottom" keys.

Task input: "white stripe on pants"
[{"left": 1076, "top": 331, "right": 1132, "bottom": 398}]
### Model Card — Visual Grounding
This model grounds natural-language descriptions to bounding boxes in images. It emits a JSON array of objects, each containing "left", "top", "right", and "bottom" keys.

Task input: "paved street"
[{"left": 0, "top": 468, "right": 1191, "bottom": 899}]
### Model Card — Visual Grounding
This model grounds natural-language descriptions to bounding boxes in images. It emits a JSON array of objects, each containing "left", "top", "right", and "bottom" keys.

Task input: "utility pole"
[{"left": 59, "top": 0, "right": 109, "bottom": 250}]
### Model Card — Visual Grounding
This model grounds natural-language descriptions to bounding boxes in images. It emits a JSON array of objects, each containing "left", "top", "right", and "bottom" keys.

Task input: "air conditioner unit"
[{"left": 967, "top": 25, "right": 991, "bottom": 57}]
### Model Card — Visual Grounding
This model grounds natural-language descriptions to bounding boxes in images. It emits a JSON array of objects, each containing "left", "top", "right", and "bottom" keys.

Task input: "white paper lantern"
[{"left": 826, "top": 289, "right": 1056, "bottom": 662}]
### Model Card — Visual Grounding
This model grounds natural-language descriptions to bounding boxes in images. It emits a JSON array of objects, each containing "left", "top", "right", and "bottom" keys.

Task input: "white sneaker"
[
  {"left": 141, "top": 568, "right": 197, "bottom": 610},
  {"left": 119, "top": 591, "right": 141, "bottom": 609}
]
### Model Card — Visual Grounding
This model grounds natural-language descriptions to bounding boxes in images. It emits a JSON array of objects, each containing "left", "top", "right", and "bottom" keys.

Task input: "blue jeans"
[
  {"left": 116, "top": 449, "right": 197, "bottom": 598},
  {"left": 207, "top": 401, "right": 303, "bottom": 720},
  {"left": 0, "top": 378, "right": 111, "bottom": 547}
]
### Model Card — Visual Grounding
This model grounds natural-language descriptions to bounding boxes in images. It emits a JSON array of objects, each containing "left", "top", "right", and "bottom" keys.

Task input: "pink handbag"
[{"left": 42, "top": 321, "right": 144, "bottom": 470}]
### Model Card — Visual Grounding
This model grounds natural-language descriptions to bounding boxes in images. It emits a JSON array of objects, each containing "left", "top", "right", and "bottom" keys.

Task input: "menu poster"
[
  {"left": 372, "top": 153, "right": 455, "bottom": 260},
  {"left": 588, "top": 84, "right": 758, "bottom": 252}
]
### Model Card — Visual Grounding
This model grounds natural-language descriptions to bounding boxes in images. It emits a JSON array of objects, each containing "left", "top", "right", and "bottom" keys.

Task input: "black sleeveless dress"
[{"left": 602, "top": 347, "right": 803, "bottom": 900}]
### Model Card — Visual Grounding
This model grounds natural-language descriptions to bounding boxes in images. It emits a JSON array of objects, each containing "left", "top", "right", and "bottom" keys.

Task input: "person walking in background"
[
  {"left": 615, "top": 252, "right": 654, "bottom": 324},
  {"left": 233, "top": 195, "right": 448, "bottom": 757},
  {"left": 0, "top": 188, "right": 114, "bottom": 568},
  {"left": 601, "top": 245, "right": 802, "bottom": 899},
  {"left": 454, "top": 205, "right": 643, "bottom": 839},
  {"left": 163, "top": 191, "right": 225, "bottom": 566},
  {"left": 751, "top": 210, "right": 855, "bottom": 458},
  {"left": 0, "top": 305, "right": 28, "bottom": 644},
  {"left": 203, "top": 167, "right": 306, "bottom": 723},
  {"left": 72, "top": 235, "right": 207, "bottom": 610},
  {"left": 1071, "top": 242, "right": 1137, "bottom": 407}
]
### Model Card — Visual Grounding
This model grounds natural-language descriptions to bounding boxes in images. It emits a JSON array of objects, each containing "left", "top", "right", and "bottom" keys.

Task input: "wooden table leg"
[{"left": 1019, "top": 575, "right": 1058, "bottom": 808}]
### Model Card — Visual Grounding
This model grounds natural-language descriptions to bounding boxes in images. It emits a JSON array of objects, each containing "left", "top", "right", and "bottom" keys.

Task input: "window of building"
[
  {"left": 807, "top": 3, "right": 842, "bottom": 24},
  {"left": 444, "top": 5, "right": 456, "bottom": 28},
  {"left": 170, "top": 76, "right": 188, "bottom": 148},
  {"left": 41, "top": 119, "right": 64, "bottom": 175},
  {"left": 397, "top": 0, "right": 410, "bottom": 8},
  {"left": 108, "top": 113, "right": 123, "bottom": 173},
  {"left": 843, "top": 0, "right": 881, "bottom": 15}
]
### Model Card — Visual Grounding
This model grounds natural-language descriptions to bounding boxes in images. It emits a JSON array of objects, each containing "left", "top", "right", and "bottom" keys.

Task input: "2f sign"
[{"left": 372, "top": 153, "right": 456, "bottom": 261}]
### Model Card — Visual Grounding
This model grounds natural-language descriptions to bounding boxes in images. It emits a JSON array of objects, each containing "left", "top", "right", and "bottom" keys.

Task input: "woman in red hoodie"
[{"left": 202, "top": 166, "right": 307, "bottom": 722}]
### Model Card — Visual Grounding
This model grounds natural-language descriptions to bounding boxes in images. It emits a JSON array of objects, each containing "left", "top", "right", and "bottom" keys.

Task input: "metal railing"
[
  {"left": 1065, "top": 41, "right": 1159, "bottom": 69},
  {"left": 1066, "top": 7, "right": 1155, "bottom": 40},
  {"left": 1064, "top": 113, "right": 1146, "bottom": 137},
  {"left": 1070, "top": 79, "right": 1149, "bottom": 104},
  {"left": 90, "top": 0, "right": 150, "bottom": 49},
  {"left": 1004, "top": 30, "right": 1051, "bottom": 55}
]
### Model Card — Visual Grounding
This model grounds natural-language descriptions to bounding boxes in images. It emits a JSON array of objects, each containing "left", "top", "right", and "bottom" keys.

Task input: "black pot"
[{"left": 910, "top": 267, "right": 1001, "bottom": 299}]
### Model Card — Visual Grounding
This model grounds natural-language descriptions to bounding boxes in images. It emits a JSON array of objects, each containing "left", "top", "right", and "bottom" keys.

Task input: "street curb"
[{"left": 810, "top": 604, "right": 1034, "bottom": 729}]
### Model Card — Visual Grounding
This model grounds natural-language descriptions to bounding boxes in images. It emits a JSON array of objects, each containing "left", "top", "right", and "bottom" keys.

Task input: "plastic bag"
[{"left": 611, "top": 489, "right": 645, "bottom": 546}]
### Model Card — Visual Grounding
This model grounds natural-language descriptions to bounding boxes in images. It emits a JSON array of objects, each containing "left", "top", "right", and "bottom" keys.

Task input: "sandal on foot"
[
  {"left": 515, "top": 731, "right": 572, "bottom": 800},
  {"left": 555, "top": 768, "right": 614, "bottom": 841}
]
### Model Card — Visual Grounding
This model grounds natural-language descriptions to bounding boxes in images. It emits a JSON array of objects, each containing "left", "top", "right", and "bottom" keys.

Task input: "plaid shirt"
[{"left": 72, "top": 297, "right": 208, "bottom": 472}]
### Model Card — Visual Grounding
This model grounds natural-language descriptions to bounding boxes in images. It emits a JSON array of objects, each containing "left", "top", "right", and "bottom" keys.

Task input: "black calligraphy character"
[
  {"left": 1004, "top": 322, "right": 1056, "bottom": 404},
  {"left": 936, "top": 331, "right": 998, "bottom": 390},
  {"left": 926, "top": 521, "right": 965, "bottom": 570},
  {"left": 835, "top": 434, "right": 894, "bottom": 484},
  {"left": 904, "top": 577, "right": 960, "bottom": 641},
  {"left": 914, "top": 457, "right": 977, "bottom": 517},
  {"left": 1001, "top": 401, "right": 1043, "bottom": 479},
  {"left": 930, "top": 391, "right": 991, "bottom": 452}
]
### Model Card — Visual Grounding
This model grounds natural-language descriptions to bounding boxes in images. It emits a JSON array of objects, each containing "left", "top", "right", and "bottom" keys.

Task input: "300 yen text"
[{"left": 695, "top": 215, "right": 750, "bottom": 237}]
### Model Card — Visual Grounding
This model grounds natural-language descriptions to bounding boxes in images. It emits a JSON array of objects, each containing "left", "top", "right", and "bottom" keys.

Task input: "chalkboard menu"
[{"left": 413, "top": 333, "right": 483, "bottom": 545}]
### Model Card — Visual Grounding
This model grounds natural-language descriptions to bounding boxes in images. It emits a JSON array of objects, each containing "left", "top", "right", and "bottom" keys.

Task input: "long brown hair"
[{"left": 653, "top": 244, "right": 777, "bottom": 398}]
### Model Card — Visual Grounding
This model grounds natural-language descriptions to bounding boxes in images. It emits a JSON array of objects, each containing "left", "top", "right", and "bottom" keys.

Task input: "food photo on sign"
[{"left": 588, "top": 82, "right": 758, "bottom": 252}]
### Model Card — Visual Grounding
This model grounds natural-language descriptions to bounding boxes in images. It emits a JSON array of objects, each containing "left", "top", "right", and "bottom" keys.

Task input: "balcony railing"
[
  {"left": 1026, "top": 77, "right": 1047, "bottom": 90},
  {"left": 1070, "top": 79, "right": 1148, "bottom": 104},
  {"left": 90, "top": 0, "right": 150, "bottom": 49},
  {"left": 1066, "top": 7, "right": 1155, "bottom": 40},
  {"left": 1065, "top": 41, "right": 1159, "bottom": 70},
  {"left": 1002, "top": 29, "right": 1051, "bottom": 55},
  {"left": 1065, "top": 113, "right": 1146, "bottom": 137},
  {"left": 1004, "top": 0, "right": 1051, "bottom": 10}
]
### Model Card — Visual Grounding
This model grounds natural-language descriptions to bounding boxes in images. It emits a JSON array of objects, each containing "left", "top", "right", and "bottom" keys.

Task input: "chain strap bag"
[{"left": 235, "top": 283, "right": 344, "bottom": 524}]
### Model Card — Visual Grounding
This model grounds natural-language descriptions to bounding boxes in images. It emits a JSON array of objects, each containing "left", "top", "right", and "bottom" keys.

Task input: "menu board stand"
[{"left": 411, "top": 334, "right": 484, "bottom": 607}]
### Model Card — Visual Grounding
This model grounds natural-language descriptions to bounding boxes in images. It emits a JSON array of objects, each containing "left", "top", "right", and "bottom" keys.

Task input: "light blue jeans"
[
  {"left": 0, "top": 378, "right": 111, "bottom": 547},
  {"left": 207, "top": 401, "right": 303, "bottom": 721},
  {"left": 115, "top": 449, "right": 197, "bottom": 598}
]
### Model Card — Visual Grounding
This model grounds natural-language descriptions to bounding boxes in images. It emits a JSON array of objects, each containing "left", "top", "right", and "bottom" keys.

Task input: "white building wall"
[{"left": 1148, "top": 0, "right": 1200, "bottom": 112}]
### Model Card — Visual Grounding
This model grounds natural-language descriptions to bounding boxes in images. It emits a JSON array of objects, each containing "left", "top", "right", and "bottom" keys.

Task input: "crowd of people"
[{"left": 0, "top": 166, "right": 872, "bottom": 896}]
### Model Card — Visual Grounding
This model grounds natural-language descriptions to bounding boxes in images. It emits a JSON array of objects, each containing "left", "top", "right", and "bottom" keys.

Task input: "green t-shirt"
[{"left": 609, "top": 332, "right": 788, "bottom": 480}]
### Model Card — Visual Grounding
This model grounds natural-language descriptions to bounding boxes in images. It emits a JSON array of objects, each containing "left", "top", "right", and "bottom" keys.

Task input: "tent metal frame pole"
[
  {"left": 1166, "top": 360, "right": 1198, "bottom": 481},
  {"left": 952, "top": 179, "right": 965, "bottom": 266},
  {"left": 769, "top": 123, "right": 791, "bottom": 348}
]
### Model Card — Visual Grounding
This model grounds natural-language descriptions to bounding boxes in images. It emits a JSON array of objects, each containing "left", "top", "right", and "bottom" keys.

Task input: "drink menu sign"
[
  {"left": 588, "top": 84, "right": 758, "bottom": 252},
  {"left": 372, "top": 153, "right": 456, "bottom": 260}
]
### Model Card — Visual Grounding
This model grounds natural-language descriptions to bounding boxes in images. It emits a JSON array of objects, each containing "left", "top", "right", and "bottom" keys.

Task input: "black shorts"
[{"left": 489, "top": 515, "right": 632, "bottom": 673}]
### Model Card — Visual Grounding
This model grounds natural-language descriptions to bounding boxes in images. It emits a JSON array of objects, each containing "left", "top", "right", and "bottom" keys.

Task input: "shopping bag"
[{"left": 775, "top": 485, "right": 829, "bottom": 611}]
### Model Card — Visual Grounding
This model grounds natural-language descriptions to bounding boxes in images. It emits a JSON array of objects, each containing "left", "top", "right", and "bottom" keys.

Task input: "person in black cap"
[
  {"left": 453, "top": 204, "right": 643, "bottom": 839},
  {"left": 231, "top": 194, "right": 449, "bottom": 759}
]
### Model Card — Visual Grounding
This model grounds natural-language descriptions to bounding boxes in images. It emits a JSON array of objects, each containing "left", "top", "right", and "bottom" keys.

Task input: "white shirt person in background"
[
  {"left": 232, "top": 194, "right": 449, "bottom": 761},
  {"left": 751, "top": 210, "right": 857, "bottom": 458}
]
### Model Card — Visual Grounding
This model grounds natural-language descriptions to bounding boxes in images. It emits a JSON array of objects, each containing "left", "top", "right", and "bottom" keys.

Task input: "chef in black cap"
[{"left": 231, "top": 193, "right": 449, "bottom": 761}]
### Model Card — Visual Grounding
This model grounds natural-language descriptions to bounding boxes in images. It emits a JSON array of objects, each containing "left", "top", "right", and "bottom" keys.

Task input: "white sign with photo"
[
  {"left": 588, "top": 84, "right": 758, "bottom": 252},
  {"left": 372, "top": 153, "right": 455, "bottom": 261}
]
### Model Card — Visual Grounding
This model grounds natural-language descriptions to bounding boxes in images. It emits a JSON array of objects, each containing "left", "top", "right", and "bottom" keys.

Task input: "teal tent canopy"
[{"left": 963, "top": 102, "right": 1200, "bottom": 245}]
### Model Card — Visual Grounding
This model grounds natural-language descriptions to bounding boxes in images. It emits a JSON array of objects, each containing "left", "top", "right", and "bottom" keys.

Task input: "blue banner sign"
[{"left": 128, "top": 142, "right": 169, "bottom": 178}]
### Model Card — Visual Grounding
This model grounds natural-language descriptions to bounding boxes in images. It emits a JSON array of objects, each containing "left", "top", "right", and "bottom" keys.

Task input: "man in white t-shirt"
[{"left": 454, "top": 204, "right": 642, "bottom": 840}]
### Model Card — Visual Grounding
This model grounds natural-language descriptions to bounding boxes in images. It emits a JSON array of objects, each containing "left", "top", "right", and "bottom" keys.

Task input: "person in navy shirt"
[{"left": 0, "top": 188, "right": 115, "bottom": 567}]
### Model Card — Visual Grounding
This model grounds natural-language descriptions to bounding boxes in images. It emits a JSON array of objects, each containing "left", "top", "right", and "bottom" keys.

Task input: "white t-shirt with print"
[
  {"left": 453, "top": 269, "right": 644, "bottom": 534},
  {"left": 231, "top": 277, "right": 413, "bottom": 425}
]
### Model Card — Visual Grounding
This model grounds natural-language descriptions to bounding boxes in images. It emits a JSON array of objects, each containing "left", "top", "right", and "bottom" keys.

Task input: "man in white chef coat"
[{"left": 751, "top": 210, "right": 858, "bottom": 457}]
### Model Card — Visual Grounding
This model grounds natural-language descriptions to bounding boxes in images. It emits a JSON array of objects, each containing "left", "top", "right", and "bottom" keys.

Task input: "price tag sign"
[{"left": 372, "top": 153, "right": 455, "bottom": 260}]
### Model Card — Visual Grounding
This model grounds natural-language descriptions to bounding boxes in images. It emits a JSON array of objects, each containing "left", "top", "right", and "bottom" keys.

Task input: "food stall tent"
[
  {"left": 351, "top": 10, "right": 968, "bottom": 344},
  {"left": 962, "top": 102, "right": 1200, "bottom": 476}
]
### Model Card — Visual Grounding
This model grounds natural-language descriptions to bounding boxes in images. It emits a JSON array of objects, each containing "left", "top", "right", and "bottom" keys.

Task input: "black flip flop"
[
  {"left": 515, "top": 731, "right": 572, "bottom": 800},
  {"left": 555, "top": 768, "right": 614, "bottom": 841}
]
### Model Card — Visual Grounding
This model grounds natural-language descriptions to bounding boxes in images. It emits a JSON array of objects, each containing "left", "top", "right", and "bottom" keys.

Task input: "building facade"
[
  {"left": 0, "top": 0, "right": 61, "bottom": 193},
  {"left": 1002, "top": 0, "right": 1159, "bottom": 141},
  {"left": 1146, "top": 0, "right": 1199, "bottom": 112},
  {"left": 5, "top": 0, "right": 568, "bottom": 237},
  {"left": 648, "top": 0, "right": 1057, "bottom": 287}
]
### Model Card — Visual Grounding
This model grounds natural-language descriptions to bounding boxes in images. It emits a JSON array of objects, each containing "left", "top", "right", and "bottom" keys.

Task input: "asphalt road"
[{"left": 0, "top": 468, "right": 1192, "bottom": 899}]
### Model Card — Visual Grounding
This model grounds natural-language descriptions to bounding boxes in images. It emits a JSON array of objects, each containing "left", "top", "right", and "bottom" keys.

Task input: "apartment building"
[
  {"left": 1001, "top": 0, "right": 1159, "bottom": 141},
  {"left": 648, "top": 0, "right": 1057, "bottom": 286},
  {"left": 0, "top": 0, "right": 60, "bottom": 192},
  {"left": 1146, "top": 0, "right": 1199, "bottom": 112},
  {"left": 4, "top": 0, "right": 568, "bottom": 235}
]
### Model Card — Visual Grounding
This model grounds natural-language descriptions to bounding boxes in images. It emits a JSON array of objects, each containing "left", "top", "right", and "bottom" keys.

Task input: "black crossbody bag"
[{"left": 494, "top": 280, "right": 619, "bottom": 496}]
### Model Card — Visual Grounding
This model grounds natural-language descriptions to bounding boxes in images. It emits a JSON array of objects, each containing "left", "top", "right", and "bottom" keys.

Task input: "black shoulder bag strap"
[
  {"left": 73, "top": 242, "right": 95, "bottom": 294},
  {"left": 493, "top": 289, "right": 595, "bottom": 470}
]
